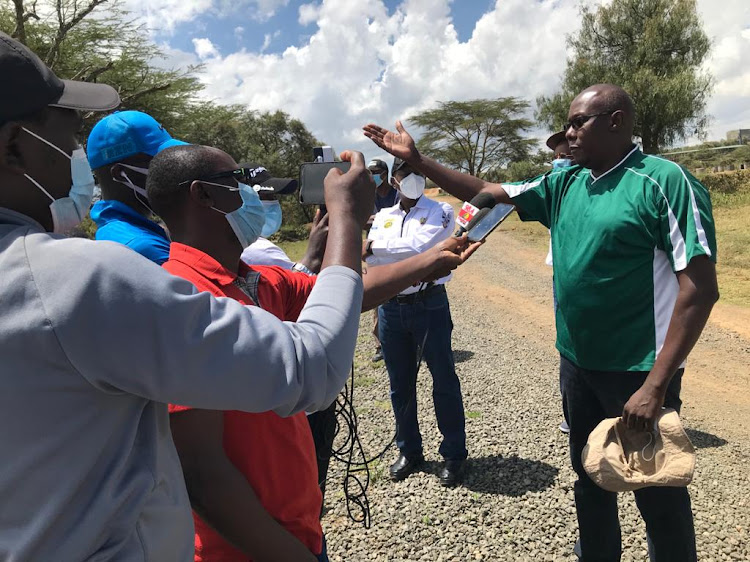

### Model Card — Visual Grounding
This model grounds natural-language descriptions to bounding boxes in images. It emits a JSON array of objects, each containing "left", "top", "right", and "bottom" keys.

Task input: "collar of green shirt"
[{"left": 590, "top": 144, "right": 640, "bottom": 184}]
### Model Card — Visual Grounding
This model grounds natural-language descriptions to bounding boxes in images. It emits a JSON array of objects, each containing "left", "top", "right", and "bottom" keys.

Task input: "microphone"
[{"left": 454, "top": 192, "right": 495, "bottom": 236}]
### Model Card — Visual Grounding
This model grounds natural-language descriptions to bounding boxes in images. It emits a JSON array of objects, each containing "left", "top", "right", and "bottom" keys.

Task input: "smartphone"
[
  {"left": 299, "top": 161, "right": 351, "bottom": 206},
  {"left": 467, "top": 203, "right": 515, "bottom": 242}
]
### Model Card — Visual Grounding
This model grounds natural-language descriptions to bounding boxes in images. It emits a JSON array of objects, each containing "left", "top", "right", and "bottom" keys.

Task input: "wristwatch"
[{"left": 292, "top": 262, "right": 316, "bottom": 276}]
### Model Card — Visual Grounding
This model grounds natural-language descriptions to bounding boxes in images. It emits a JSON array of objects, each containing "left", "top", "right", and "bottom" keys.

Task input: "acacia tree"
[
  {"left": 411, "top": 98, "right": 535, "bottom": 178},
  {"left": 0, "top": 0, "right": 202, "bottom": 135},
  {"left": 537, "top": 0, "right": 713, "bottom": 154}
]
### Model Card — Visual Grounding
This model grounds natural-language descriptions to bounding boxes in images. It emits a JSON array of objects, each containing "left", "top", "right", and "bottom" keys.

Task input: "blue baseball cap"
[{"left": 87, "top": 110, "right": 187, "bottom": 170}]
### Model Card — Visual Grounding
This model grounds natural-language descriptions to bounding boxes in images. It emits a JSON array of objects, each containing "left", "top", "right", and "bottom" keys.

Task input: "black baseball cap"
[
  {"left": 367, "top": 158, "right": 388, "bottom": 174},
  {"left": 0, "top": 31, "right": 120, "bottom": 123},
  {"left": 392, "top": 157, "right": 409, "bottom": 174},
  {"left": 238, "top": 162, "right": 298, "bottom": 195},
  {"left": 546, "top": 130, "right": 567, "bottom": 151}
]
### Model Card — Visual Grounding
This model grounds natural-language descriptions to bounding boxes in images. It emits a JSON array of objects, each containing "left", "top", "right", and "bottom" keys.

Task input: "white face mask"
[
  {"left": 395, "top": 173, "right": 426, "bottom": 200},
  {"left": 113, "top": 164, "right": 156, "bottom": 215},
  {"left": 206, "top": 181, "right": 266, "bottom": 248},
  {"left": 22, "top": 127, "right": 95, "bottom": 234}
]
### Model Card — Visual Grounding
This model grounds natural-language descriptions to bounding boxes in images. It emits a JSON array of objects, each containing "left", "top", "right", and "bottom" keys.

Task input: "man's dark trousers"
[
  {"left": 560, "top": 354, "right": 697, "bottom": 562},
  {"left": 378, "top": 285, "right": 467, "bottom": 461}
]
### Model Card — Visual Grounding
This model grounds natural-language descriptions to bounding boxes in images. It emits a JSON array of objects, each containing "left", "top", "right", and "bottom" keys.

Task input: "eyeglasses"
[
  {"left": 562, "top": 111, "right": 614, "bottom": 132},
  {"left": 177, "top": 166, "right": 268, "bottom": 187}
]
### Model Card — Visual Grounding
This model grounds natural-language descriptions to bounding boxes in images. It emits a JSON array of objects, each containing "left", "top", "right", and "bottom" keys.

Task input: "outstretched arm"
[
  {"left": 363, "top": 121, "right": 512, "bottom": 205},
  {"left": 360, "top": 235, "right": 481, "bottom": 311}
]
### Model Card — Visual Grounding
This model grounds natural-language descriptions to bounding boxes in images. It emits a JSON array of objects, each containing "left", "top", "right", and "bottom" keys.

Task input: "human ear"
[
  {"left": 0, "top": 123, "right": 27, "bottom": 174},
  {"left": 610, "top": 110, "right": 624, "bottom": 131},
  {"left": 190, "top": 180, "right": 214, "bottom": 208}
]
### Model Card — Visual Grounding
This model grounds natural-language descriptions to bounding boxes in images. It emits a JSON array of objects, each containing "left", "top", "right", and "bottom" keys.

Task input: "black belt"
[{"left": 389, "top": 283, "right": 445, "bottom": 304}]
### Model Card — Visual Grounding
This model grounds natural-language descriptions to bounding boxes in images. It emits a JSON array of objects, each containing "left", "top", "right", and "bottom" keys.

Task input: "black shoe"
[
  {"left": 439, "top": 459, "right": 465, "bottom": 487},
  {"left": 389, "top": 453, "right": 424, "bottom": 481},
  {"left": 372, "top": 348, "right": 383, "bottom": 362}
]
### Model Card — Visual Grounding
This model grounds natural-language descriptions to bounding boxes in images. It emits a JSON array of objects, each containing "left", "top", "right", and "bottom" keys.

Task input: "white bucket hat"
[{"left": 582, "top": 408, "right": 696, "bottom": 492}]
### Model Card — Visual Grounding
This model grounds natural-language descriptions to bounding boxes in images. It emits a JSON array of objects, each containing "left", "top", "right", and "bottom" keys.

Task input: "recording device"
[
  {"left": 298, "top": 161, "right": 350, "bottom": 206},
  {"left": 467, "top": 203, "right": 515, "bottom": 242},
  {"left": 454, "top": 192, "right": 496, "bottom": 236}
]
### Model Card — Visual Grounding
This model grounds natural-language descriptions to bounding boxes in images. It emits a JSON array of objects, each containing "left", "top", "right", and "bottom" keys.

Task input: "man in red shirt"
[{"left": 146, "top": 144, "right": 478, "bottom": 561}]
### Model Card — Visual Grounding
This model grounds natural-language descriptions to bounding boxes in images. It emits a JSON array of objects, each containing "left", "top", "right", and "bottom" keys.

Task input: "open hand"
[
  {"left": 363, "top": 120, "right": 418, "bottom": 162},
  {"left": 622, "top": 382, "right": 665, "bottom": 432}
]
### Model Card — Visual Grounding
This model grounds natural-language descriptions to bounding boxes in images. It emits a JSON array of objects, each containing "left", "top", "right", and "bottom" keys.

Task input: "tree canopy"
[
  {"left": 1, "top": 0, "right": 203, "bottom": 137},
  {"left": 1, "top": 0, "right": 324, "bottom": 235},
  {"left": 536, "top": 0, "right": 713, "bottom": 154},
  {"left": 410, "top": 98, "right": 535, "bottom": 178}
]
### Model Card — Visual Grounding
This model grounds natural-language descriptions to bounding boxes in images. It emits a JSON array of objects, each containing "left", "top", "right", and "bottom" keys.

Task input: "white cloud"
[
  {"left": 124, "top": 0, "right": 289, "bottom": 33},
  {"left": 136, "top": 0, "right": 749, "bottom": 152},
  {"left": 192, "top": 37, "right": 219, "bottom": 60},
  {"left": 298, "top": 2, "right": 320, "bottom": 26}
]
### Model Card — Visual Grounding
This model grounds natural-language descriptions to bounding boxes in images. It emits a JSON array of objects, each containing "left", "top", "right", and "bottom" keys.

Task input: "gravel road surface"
[{"left": 321, "top": 205, "right": 750, "bottom": 562}]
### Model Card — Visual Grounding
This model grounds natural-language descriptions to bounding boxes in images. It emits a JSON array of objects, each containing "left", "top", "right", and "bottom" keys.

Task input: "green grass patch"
[
  {"left": 374, "top": 399, "right": 391, "bottom": 411},
  {"left": 466, "top": 410, "right": 482, "bottom": 419},
  {"left": 275, "top": 239, "right": 309, "bottom": 263}
]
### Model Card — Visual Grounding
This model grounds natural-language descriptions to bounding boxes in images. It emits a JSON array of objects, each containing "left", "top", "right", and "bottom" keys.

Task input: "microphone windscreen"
[{"left": 468, "top": 192, "right": 496, "bottom": 211}]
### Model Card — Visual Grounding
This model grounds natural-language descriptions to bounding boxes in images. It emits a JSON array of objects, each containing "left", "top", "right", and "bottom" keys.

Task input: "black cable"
[{"left": 325, "top": 293, "right": 431, "bottom": 527}]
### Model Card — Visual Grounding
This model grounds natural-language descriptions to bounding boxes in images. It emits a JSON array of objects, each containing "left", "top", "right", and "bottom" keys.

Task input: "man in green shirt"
[{"left": 364, "top": 84, "right": 718, "bottom": 562}]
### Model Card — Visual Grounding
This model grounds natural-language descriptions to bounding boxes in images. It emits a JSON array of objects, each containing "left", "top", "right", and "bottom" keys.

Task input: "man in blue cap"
[{"left": 87, "top": 110, "right": 186, "bottom": 264}]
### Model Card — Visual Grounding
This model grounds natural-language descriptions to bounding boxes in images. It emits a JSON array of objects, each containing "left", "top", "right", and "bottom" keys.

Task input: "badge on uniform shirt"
[
  {"left": 441, "top": 212, "right": 450, "bottom": 228},
  {"left": 420, "top": 217, "right": 427, "bottom": 225},
  {"left": 384, "top": 219, "right": 394, "bottom": 228}
]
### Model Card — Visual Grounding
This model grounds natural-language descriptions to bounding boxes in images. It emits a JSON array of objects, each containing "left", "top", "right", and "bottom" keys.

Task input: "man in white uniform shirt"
[{"left": 364, "top": 157, "right": 467, "bottom": 487}]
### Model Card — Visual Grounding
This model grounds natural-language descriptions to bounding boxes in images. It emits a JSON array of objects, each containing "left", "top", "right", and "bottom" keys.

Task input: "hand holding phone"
[
  {"left": 320, "top": 151, "right": 375, "bottom": 229},
  {"left": 467, "top": 203, "right": 515, "bottom": 242},
  {"left": 299, "top": 162, "right": 351, "bottom": 205}
]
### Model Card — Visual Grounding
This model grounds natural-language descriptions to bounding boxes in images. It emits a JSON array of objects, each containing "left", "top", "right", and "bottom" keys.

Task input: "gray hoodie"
[{"left": 0, "top": 208, "right": 362, "bottom": 561}]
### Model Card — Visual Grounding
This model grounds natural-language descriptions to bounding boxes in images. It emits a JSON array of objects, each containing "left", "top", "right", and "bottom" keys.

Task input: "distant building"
[{"left": 726, "top": 129, "right": 750, "bottom": 143}]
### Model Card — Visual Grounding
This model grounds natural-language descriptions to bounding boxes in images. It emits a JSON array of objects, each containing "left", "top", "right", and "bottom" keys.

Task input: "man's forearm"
[
  {"left": 188, "top": 464, "right": 317, "bottom": 562},
  {"left": 645, "top": 289, "right": 717, "bottom": 392},
  {"left": 410, "top": 152, "right": 510, "bottom": 203},
  {"left": 321, "top": 216, "right": 363, "bottom": 275},
  {"left": 361, "top": 251, "right": 438, "bottom": 311}
]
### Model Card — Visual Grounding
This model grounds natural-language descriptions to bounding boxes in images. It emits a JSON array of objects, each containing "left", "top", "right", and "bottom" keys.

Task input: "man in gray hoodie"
[{"left": 0, "top": 31, "right": 372, "bottom": 561}]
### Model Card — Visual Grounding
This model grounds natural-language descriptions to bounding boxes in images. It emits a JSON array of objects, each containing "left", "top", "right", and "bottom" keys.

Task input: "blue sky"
[
  {"left": 163, "top": 0, "right": 496, "bottom": 58},
  {"left": 133, "top": 0, "right": 750, "bottom": 155}
]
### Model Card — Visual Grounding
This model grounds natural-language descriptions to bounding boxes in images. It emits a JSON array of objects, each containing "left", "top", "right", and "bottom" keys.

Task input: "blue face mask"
[
  {"left": 372, "top": 174, "right": 383, "bottom": 187},
  {"left": 209, "top": 182, "right": 265, "bottom": 248},
  {"left": 552, "top": 158, "right": 573, "bottom": 169},
  {"left": 261, "top": 200, "right": 282, "bottom": 237}
]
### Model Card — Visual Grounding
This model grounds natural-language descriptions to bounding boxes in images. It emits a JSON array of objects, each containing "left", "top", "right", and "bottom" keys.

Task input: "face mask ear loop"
[
  {"left": 24, "top": 174, "right": 55, "bottom": 202},
  {"left": 21, "top": 127, "right": 72, "bottom": 159},
  {"left": 120, "top": 170, "right": 157, "bottom": 217}
]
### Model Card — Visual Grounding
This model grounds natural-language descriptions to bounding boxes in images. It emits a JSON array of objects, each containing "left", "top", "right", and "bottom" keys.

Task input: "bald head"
[
  {"left": 146, "top": 145, "right": 233, "bottom": 219},
  {"left": 565, "top": 84, "right": 636, "bottom": 174},
  {"left": 574, "top": 84, "right": 635, "bottom": 135}
]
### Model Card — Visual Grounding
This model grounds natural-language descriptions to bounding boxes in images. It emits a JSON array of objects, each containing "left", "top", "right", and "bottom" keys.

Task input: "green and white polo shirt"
[{"left": 504, "top": 145, "right": 716, "bottom": 372}]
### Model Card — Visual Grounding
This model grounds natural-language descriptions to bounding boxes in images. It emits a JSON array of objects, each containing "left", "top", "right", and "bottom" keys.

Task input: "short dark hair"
[{"left": 146, "top": 144, "right": 218, "bottom": 218}]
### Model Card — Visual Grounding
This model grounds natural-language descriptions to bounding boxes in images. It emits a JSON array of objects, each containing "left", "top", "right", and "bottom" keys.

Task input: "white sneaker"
[{"left": 559, "top": 420, "right": 570, "bottom": 434}]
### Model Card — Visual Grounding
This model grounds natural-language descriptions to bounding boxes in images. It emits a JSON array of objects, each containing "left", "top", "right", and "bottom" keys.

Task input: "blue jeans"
[
  {"left": 560, "top": 355, "right": 696, "bottom": 562},
  {"left": 378, "top": 286, "right": 467, "bottom": 460}
]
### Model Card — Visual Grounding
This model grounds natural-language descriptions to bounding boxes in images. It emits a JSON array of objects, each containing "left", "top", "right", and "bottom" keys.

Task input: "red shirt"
[{"left": 164, "top": 243, "right": 322, "bottom": 561}]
